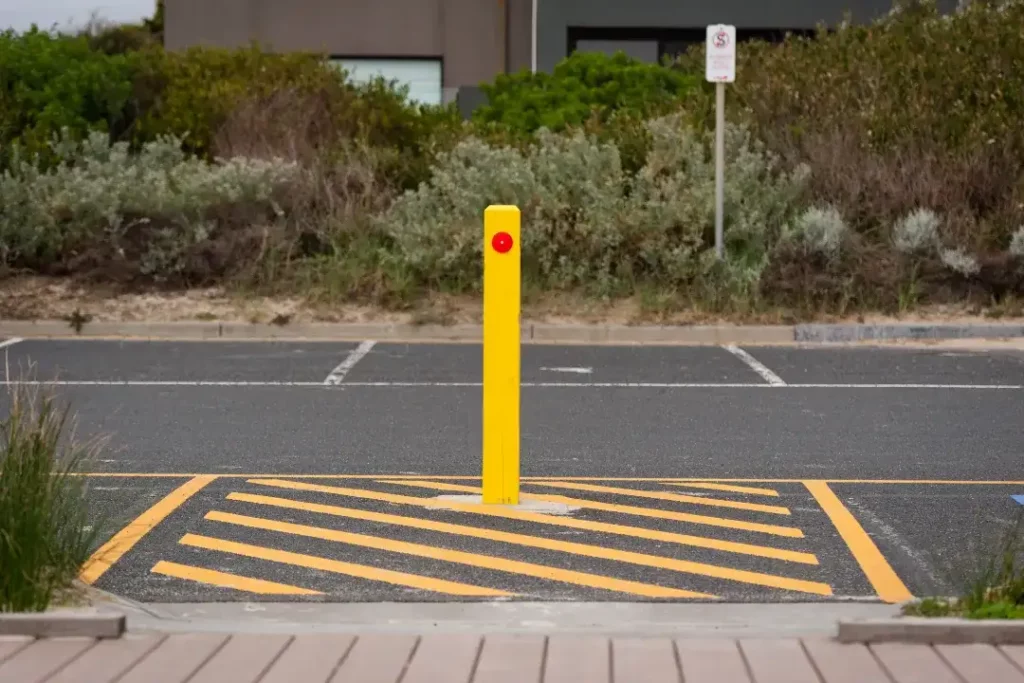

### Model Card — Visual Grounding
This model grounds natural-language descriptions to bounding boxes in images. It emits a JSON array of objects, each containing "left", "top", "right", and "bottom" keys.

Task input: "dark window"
[{"left": 567, "top": 27, "right": 815, "bottom": 63}]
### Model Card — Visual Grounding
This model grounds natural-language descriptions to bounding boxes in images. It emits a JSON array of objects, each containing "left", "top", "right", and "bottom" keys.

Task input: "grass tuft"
[{"left": 0, "top": 369, "right": 103, "bottom": 612}]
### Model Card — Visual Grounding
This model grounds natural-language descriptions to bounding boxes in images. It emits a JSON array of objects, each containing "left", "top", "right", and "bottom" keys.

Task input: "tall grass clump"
[{"left": 0, "top": 379, "right": 100, "bottom": 612}]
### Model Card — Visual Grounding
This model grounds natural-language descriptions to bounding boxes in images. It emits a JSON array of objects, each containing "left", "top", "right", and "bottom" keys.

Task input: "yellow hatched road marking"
[
  {"left": 228, "top": 490, "right": 832, "bottom": 596},
  {"left": 256, "top": 479, "right": 813, "bottom": 564},
  {"left": 151, "top": 560, "right": 322, "bottom": 595},
  {"left": 805, "top": 481, "right": 913, "bottom": 604},
  {"left": 80, "top": 475, "right": 217, "bottom": 584},
  {"left": 178, "top": 533, "right": 511, "bottom": 597},
  {"left": 529, "top": 481, "right": 791, "bottom": 515},
  {"left": 662, "top": 482, "right": 780, "bottom": 497},
  {"left": 378, "top": 479, "right": 807, "bottom": 544},
  {"left": 206, "top": 510, "right": 713, "bottom": 599}
]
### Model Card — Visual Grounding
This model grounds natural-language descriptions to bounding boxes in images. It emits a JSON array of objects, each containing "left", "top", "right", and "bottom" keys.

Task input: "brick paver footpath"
[{"left": 2, "top": 633, "right": 1024, "bottom": 682}]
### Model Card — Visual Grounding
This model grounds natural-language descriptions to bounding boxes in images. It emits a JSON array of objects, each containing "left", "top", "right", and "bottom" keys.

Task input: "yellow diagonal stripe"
[
  {"left": 377, "top": 479, "right": 811, "bottom": 556},
  {"left": 178, "top": 533, "right": 511, "bottom": 597},
  {"left": 151, "top": 560, "right": 322, "bottom": 595},
  {"left": 530, "top": 481, "right": 791, "bottom": 515},
  {"left": 231, "top": 489, "right": 832, "bottom": 596},
  {"left": 663, "top": 482, "right": 780, "bottom": 497},
  {"left": 206, "top": 510, "right": 713, "bottom": 599},
  {"left": 805, "top": 481, "right": 913, "bottom": 604}
]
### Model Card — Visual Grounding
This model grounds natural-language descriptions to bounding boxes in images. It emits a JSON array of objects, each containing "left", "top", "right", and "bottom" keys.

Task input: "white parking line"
[
  {"left": 0, "top": 380, "right": 1018, "bottom": 389},
  {"left": 540, "top": 367, "right": 593, "bottom": 374},
  {"left": 324, "top": 340, "right": 376, "bottom": 385},
  {"left": 723, "top": 345, "right": 787, "bottom": 386},
  {"left": 0, "top": 337, "right": 23, "bottom": 350}
]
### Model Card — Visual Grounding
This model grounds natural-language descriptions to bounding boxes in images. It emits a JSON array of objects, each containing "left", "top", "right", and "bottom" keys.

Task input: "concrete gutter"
[
  {"left": 1, "top": 320, "right": 1023, "bottom": 344},
  {"left": 0, "top": 610, "right": 125, "bottom": 638},
  {"left": 838, "top": 618, "right": 1024, "bottom": 644}
]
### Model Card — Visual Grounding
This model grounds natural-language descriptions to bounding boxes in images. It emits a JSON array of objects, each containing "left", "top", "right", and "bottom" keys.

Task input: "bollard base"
[{"left": 428, "top": 494, "right": 578, "bottom": 516}]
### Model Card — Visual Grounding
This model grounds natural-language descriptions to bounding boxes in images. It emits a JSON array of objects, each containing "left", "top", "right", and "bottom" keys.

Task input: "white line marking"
[
  {"left": 540, "top": 367, "right": 593, "bottom": 374},
  {"left": 724, "top": 345, "right": 786, "bottom": 386},
  {"left": 0, "top": 381, "right": 1018, "bottom": 389},
  {"left": 324, "top": 340, "right": 376, "bottom": 385},
  {"left": 846, "top": 498, "right": 949, "bottom": 593},
  {"left": 0, "top": 337, "right": 23, "bottom": 350}
]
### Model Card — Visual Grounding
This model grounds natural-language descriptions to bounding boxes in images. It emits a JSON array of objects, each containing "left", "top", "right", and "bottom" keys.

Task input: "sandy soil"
[{"left": 1, "top": 276, "right": 1021, "bottom": 327}]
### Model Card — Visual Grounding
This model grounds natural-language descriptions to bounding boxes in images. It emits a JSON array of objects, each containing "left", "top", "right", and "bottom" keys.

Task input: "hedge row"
[
  {"left": 0, "top": 27, "right": 461, "bottom": 189},
  {"left": 2, "top": 0, "right": 1023, "bottom": 318}
]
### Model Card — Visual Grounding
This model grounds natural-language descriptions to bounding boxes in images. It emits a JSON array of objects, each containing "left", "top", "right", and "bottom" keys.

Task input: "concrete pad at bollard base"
[
  {"left": 0, "top": 610, "right": 125, "bottom": 638},
  {"left": 837, "top": 618, "right": 1024, "bottom": 645},
  {"left": 428, "top": 494, "right": 578, "bottom": 516}
]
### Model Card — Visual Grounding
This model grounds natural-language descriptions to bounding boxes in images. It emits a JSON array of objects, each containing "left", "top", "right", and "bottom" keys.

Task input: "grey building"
[{"left": 165, "top": 0, "right": 957, "bottom": 107}]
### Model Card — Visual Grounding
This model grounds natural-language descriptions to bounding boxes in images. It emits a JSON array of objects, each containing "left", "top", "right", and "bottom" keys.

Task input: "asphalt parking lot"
[{"left": 1, "top": 337, "right": 1021, "bottom": 606}]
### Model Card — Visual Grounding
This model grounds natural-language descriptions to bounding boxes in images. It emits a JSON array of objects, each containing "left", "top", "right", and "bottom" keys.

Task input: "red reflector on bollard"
[{"left": 491, "top": 231, "right": 514, "bottom": 254}]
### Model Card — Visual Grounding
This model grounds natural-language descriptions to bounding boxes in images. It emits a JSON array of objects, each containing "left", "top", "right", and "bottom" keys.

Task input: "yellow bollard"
[{"left": 481, "top": 205, "right": 521, "bottom": 505}]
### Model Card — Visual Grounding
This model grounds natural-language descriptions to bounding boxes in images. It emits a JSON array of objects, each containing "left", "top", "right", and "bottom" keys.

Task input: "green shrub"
[
  {"left": 734, "top": 0, "right": 1024, "bottom": 154},
  {"left": 725, "top": 0, "right": 1024, "bottom": 248},
  {"left": 0, "top": 381, "right": 100, "bottom": 612},
  {"left": 0, "top": 29, "right": 146, "bottom": 169},
  {"left": 135, "top": 46, "right": 340, "bottom": 158},
  {"left": 382, "top": 115, "right": 808, "bottom": 301},
  {"left": 0, "top": 130, "right": 299, "bottom": 282},
  {"left": 471, "top": 51, "right": 700, "bottom": 137},
  {"left": 84, "top": 22, "right": 161, "bottom": 56},
  {"left": 788, "top": 205, "right": 848, "bottom": 260},
  {"left": 142, "top": 46, "right": 463, "bottom": 189}
]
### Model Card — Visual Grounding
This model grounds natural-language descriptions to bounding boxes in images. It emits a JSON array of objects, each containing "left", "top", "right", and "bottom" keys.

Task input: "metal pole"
[
  {"left": 714, "top": 81, "right": 725, "bottom": 260},
  {"left": 531, "top": 0, "right": 538, "bottom": 72}
]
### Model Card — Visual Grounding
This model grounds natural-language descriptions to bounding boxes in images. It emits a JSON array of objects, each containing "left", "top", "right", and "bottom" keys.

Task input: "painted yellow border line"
[
  {"left": 79, "top": 475, "right": 217, "bottom": 584},
  {"left": 227, "top": 492, "right": 832, "bottom": 596},
  {"left": 378, "top": 479, "right": 805, "bottom": 540},
  {"left": 179, "top": 533, "right": 511, "bottom": 597},
  {"left": 73, "top": 473, "right": 1024, "bottom": 485},
  {"left": 805, "top": 480, "right": 913, "bottom": 604},
  {"left": 254, "top": 479, "right": 815, "bottom": 564},
  {"left": 207, "top": 510, "right": 713, "bottom": 599},
  {"left": 151, "top": 560, "right": 322, "bottom": 595}
]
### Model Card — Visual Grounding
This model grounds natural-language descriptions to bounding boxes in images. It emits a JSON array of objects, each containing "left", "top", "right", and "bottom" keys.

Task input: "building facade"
[{"left": 165, "top": 0, "right": 957, "bottom": 107}]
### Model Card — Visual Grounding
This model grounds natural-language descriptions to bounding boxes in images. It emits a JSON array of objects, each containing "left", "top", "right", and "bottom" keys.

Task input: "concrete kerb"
[
  {"left": 0, "top": 320, "right": 796, "bottom": 344},
  {"left": 796, "top": 323, "right": 1024, "bottom": 342},
  {"left": 113, "top": 602, "right": 902, "bottom": 637},
  {"left": 1, "top": 319, "right": 1023, "bottom": 344},
  {"left": 837, "top": 618, "right": 1024, "bottom": 645},
  {"left": 0, "top": 611, "right": 125, "bottom": 638}
]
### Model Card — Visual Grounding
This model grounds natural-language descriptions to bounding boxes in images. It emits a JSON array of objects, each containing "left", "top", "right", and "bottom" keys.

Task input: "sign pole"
[
  {"left": 715, "top": 81, "right": 725, "bottom": 260},
  {"left": 706, "top": 24, "right": 736, "bottom": 261},
  {"left": 481, "top": 205, "right": 521, "bottom": 505}
]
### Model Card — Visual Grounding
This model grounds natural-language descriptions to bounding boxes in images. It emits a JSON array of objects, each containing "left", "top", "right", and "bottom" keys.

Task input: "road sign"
[
  {"left": 482, "top": 205, "right": 521, "bottom": 505},
  {"left": 707, "top": 24, "right": 736, "bottom": 259},
  {"left": 706, "top": 24, "right": 736, "bottom": 83}
]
